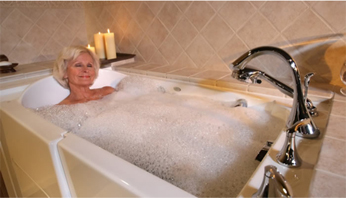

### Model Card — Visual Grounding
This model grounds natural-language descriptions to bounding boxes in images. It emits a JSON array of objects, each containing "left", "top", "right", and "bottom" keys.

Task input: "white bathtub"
[{"left": 0, "top": 69, "right": 332, "bottom": 197}]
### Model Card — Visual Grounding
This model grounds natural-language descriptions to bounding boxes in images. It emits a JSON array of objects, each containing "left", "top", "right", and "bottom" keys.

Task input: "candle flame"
[
  {"left": 107, "top": 29, "right": 110, "bottom": 33},
  {"left": 88, "top": 44, "right": 91, "bottom": 48},
  {"left": 98, "top": 32, "right": 101, "bottom": 34}
]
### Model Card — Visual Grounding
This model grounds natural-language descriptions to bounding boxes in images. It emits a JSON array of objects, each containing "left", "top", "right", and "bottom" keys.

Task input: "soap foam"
[{"left": 35, "top": 76, "right": 285, "bottom": 197}]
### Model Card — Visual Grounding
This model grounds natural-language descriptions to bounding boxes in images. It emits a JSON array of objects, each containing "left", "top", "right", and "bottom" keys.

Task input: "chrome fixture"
[
  {"left": 304, "top": 73, "right": 318, "bottom": 117},
  {"left": 253, "top": 165, "right": 293, "bottom": 198},
  {"left": 234, "top": 98, "right": 248, "bottom": 107},
  {"left": 276, "top": 118, "right": 310, "bottom": 167},
  {"left": 231, "top": 46, "right": 320, "bottom": 139}
]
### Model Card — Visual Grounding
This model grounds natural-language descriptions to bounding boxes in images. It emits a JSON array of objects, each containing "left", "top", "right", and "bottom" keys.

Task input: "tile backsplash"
[
  {"left": 0, "top": 1, "right": 87, "bottom": 64},
  {"left": 1, "top": 1, "right": 346, "bottom": 87}
]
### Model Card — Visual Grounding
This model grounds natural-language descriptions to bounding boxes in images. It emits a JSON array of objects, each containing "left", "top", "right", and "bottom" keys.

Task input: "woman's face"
[{"left": 64, "top": 52, "right": 96, "bottom": 88}]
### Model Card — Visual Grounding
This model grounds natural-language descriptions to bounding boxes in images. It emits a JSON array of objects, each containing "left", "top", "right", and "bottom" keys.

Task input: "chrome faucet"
[
  {"left": 231, "top": 46, "right": 320, "bottom": 139},
  {"left": 253, "top": 165, "right": 293, "bottom": 198}
]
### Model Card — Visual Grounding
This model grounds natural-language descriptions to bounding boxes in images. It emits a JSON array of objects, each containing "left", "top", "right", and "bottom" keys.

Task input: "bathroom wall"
[
  {"left": 1, "top": 1, "right": 345, "bottom": 87},
  {"left": 0, "top": 1, "right": 88, "bottom": 64},
  {"left": 84, "top": 1, "right": 346, "bottom": 87}
]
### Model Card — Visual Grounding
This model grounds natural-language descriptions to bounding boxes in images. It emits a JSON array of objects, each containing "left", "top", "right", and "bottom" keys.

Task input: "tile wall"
[
  {"left": 84, "top": 1, "right": 346, "bottom": 87},
  {"left": 1, "top": 1, "right": 345, "bottom": 88},
  {"left": 0, "top": 1, "right": 88, "bottom": 64}
]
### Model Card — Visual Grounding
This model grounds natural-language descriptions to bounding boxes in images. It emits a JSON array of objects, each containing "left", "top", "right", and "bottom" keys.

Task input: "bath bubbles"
[{"left": 34, "top": 76, "right": 286, "bottom": 197}]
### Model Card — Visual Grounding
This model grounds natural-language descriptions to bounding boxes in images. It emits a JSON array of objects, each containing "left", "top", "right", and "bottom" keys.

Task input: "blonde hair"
[{"left": 53, "top": 45, "right": 100, "bottom": 89}]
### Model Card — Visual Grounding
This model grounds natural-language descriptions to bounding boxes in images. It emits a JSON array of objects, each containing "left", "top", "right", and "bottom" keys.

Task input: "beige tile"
[
  {"left": 125, "top": 20, "right": 144, "bottom": 47},
  {"left": 0, "top": 24, "right": 21, "bottom": 55},
  {"left": 174, "top": 1, "right": 192, "bottom": 13},
  {"left": 11, "top": 41, "right": 40, "bottom": 65},
  {"left": 171, "top": 52, "right": 196, "bottom": 69},
  {"left": 149, "top": 65, "right": 179, "bottom": 73},
  {"left": 238, "top": 13, "right": 279, "bottom": 48},
  {"left": 122, "top": 1, "right": 141, "bottom": 17},
  {"left": 325, "top": 115, "right": 346, "bottom": 140},
  {"left": 133, "top": 63, "right": 163, "bottom": 71},
  {"left": 36, "top": 10, "right": 61, "bottom": 35},
  {"left": 218, "top": 35, "right": 249, "bottom": 65},
  {"left": 146, "top": 65, "right": 180, "bottom": 78},
  {"left": 134, "top": 3, "right": 155, "bottom": 31},
  {"left": 136, "top": 35, "right": 156, "bottom": 62},
  {"left": 313, "top": 1, "right": 346, "bottom": 32},
  {"left": 185, "top": 1, "right": 215, "bottom": 31},
  {"left": 219, "top": 1, "right": 256, "bottom": 31},
  {"left": 310, "top": 170, "right": 346, "bottom": 197},
  {"left": 2, "top": 8, "right": 33, "bottom": 38},
  {"left": 261, "top": 1, "right": 307, "bottom": 31},
  {"left": 149, "top": 50, "right": 169, "bottom": 66},
  {"left": 168, "top": 67, "right": 205, "bottom": 77},
  {"left": 283, "top": 9, "right": 333, "bottom": 42},
  {"left": 185, "top": 35, "right": 214, "bottom": 68},
  {"left": 114, "top": 5, "right": 133, "bottom": 33},
  {"left": 171, "top": 16, "right": 198, "bottom": 50},
  {"left": 207, "top": 1, "right": 225, "bottom": 12},
  {"left": 0, "top": 7, "right": 14, "bottom": 24},
  {"left": 157, "top": 2, "right": 183, "bottom": 31},
  {"left": 316, "top": 137, "right": 346, "bottom": 177},
  {"left": 118, "top": 35, "right": 136, "bottom": 54},
  {"left": 147, "top": 18, "right": 169, "bottom": 48},
  {"left": 191, "top": 70, "right": 230, "bottom": 80},
  {"left": 158, "top": 35, "right": 182, "bottom": 65},
  {"left": 201, "top": 15, "right": 234, "bottom": 51},
  {"left": 24, "top": 25, "right": 50, "bottom": 51},
  {"left": 17, "top": 7, "right": 45, "bottom": 23},
  {"left": 334, "top": 91, "right": 346, "bottom": 102},
  {"left": 203, "top": 54, "right": 230, "bottom": 72},
  {"left": 46, "top": 8, "right": 72, "bottom": 22},
  {"left": 64, "top": 9, "right": 86, "bottom": 34},
  {"left": 40, "top": 39, "right": 63, "bottom": 61},
  {"left": 331, "top": 100, "right": 346, "bottom": 117},
  {"left": 111, "top": 23, "right": 124, "bottom": 46},
  {"left": 105, "top": 2, "right": 121, "bottom": 18},
  {"left": 52, "top": 24, "right": 75, "bottom": 47},
  {"left": 250, "top": 1, "right": 265, "bottom": 9},
  {"left": 145, "top": 1, "right": 165, "bottom": 16}
]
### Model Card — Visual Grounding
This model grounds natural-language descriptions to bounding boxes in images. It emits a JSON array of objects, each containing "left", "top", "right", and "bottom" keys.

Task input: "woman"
[{"left": 53, "top": 45, "right": 115, "bottom": 105}]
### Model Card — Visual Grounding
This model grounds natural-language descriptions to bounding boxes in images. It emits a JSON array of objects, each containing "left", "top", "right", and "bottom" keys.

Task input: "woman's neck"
[{"left": 68, "top": 85, "right": 96, "bottom": 101}]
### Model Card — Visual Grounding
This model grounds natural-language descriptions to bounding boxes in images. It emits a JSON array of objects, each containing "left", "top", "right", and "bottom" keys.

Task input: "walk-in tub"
[{"left": 0, "top": 69, "right": 331, "bottom": 197}]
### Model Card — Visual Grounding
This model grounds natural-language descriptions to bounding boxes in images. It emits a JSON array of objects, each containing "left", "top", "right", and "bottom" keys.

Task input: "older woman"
[{"left": 53, "top": 45, "right": 115, "bottom": 105}]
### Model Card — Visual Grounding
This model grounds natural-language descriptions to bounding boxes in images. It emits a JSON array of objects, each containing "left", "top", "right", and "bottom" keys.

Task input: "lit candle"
[
  {"left": 94, "top": 32, "right": 105, "bottom": 59},
  {"left": 104, "top": 29, "right": 117, "bottom": 59},
  {"left": 87, "top": 44, "right": 95, "bottom": 53}
]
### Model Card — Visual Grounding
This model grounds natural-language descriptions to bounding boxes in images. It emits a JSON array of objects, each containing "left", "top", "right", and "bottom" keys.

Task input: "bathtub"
[{"left": 0, "top": 69, "right": 332, "bottom": 197}]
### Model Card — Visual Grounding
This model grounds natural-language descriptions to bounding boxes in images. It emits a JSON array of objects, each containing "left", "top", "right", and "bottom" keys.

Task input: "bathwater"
[{"left": 35, "top": 76, "right": 286, "bottom": 197}]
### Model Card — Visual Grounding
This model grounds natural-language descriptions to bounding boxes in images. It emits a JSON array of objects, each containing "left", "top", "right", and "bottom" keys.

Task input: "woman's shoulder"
[{"left": 100, "top": 86, "right": 116, "bottom": 95}]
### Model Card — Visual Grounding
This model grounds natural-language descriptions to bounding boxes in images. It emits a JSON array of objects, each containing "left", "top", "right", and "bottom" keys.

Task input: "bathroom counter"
[{"left": 0, "top": 60, "right": 345, "bottom": 196}]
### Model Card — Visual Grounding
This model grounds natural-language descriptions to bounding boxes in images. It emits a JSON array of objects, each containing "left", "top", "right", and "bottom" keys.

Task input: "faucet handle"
[
  {"left": 303, "top": 73, "right": 318, "bottom": 117},
  {"left": 252, "top": 165, "right": 293, "bottom": 198},
  {"left": 276, "top": 118, "right": 310, "bottom": 167},
  {"left": 304, "top": 72, "right": 314, "bottom": 101}
]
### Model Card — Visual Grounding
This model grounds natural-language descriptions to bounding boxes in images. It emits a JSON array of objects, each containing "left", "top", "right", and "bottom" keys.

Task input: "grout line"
[
  {"left": 314, "top": 168, "right": 346, "bottom": 180},
  {"left": 324, "top": 135, "right": 346, "bottom": 143}
]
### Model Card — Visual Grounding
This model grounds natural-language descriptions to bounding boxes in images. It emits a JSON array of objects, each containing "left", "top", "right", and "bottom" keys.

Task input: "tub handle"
[{"left": 252, "top": 165, "right": 293, "bottom": 198}]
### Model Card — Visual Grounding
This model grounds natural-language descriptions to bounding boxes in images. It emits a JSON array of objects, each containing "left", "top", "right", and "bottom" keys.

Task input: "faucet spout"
[{"left": 231, "top": 46, "right": 319, "bottom": 139}]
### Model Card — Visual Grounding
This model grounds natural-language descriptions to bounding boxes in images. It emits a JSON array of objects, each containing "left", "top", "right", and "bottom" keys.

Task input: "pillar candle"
[
  {"left": 104, "top": 29, "right": 117, "bottom": 59},
  {"left": 87, "top": 44, "right": 95, "bottom": 53},
  {"left": 94, "top": 32, "right": 105, "bottom": 59}
]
